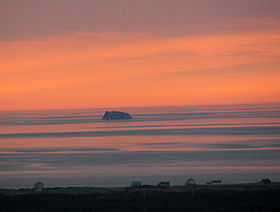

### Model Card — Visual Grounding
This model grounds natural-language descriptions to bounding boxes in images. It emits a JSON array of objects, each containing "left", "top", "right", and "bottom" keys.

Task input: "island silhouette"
[{"left": 102, "top": 111, "right": 133, "bottom": 120}]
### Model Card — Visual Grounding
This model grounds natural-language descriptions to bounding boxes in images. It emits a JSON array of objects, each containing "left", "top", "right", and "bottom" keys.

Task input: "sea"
[{"left": 0, "top": 104, "right": 280, "bottom": 188}]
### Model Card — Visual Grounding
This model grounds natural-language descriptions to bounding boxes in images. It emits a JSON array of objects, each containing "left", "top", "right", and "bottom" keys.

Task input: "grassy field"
[{"left": 1, "top": 183, "right": 280, "bottom": 211}]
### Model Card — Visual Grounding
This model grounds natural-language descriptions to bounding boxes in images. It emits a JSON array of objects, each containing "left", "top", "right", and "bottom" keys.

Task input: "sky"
[{"left": 1, "top": 0, "right": 280, "bottom": 110}]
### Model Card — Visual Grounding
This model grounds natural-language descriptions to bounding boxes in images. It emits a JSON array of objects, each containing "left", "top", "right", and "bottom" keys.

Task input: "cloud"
[
  {"left": 0, "top": 147, "right": 119, "bottom": 153},
  {"left": 1, "top": 0, "right": 280, "bottom": 41},
  {"left": 1, "top": 19, "right": 280, "bottom": 109},
  {"left": 1, "top": 104, "right": 280, "bottom": 125},
  {"left": 1, "top": 126, "right": 280, "bottom": 139},
  {"left": 1, "top": 149, "right": 280, "bottom": 171}
]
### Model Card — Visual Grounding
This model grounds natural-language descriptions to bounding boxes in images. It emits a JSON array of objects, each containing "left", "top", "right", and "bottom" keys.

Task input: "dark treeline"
[{"left": 1, "top": 188, "right": 280, "bottom": 212}]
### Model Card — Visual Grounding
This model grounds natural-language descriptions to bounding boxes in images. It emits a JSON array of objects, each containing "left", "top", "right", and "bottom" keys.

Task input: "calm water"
[{"left": 0, "top": 104, "right": 280, "bottom": 188}]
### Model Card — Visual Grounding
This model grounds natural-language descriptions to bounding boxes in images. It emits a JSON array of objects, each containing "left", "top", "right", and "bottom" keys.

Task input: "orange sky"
[{"left": 1, "top": 19, "right": 280, "bottom": 110}]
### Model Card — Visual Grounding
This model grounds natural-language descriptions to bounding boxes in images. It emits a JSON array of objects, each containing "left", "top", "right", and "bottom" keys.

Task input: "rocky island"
[{"left": 102, "top": 111, "right": 133, "bottom": 120}]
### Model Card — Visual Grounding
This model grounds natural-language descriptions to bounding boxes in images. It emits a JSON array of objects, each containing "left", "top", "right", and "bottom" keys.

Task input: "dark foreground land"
[{"left": 1, "top": 183, "right": 280, "bottom": 212}]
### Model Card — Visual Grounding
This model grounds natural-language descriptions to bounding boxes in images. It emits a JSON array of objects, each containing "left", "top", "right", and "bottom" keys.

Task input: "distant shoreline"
[
  {"left": 1, "top": 183, "right": 280, "bottom": 211},
  {"left": 1, "top": 182, "right": 279, "bottom": 195}
]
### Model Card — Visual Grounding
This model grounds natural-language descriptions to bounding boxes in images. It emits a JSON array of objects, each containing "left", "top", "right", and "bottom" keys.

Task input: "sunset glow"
[
  {"left": 1, "top": 17, "right": 280, "bottom": 110},
  {"left": 1, "top": 0, "right": 280, "bottom": 192}
]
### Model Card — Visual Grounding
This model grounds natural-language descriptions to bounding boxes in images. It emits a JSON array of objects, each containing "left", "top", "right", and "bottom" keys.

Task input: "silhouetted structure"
[
  {"left": 186, "top": 178, "right": 196, "bottom": 185},
  {"left": 131, "top": 181, "right": 142, "bottom": 188},
  {"left": 141, "top": 184, "right": 155, "bottom": 189},
  {"left": 259, "top": 178, "right": 271, "bottom": 184},
  {"left": 206, "top": 180, "right": 222, "bottom": 184},
  {"left": 102, "top": 111, "right": 133, "bottom": 120},
  {"left": 34, "top": 181, "right": 44, "bottom": 192},
  {"left": 157, "top": 181, "right": 170, "bottom": 188}
]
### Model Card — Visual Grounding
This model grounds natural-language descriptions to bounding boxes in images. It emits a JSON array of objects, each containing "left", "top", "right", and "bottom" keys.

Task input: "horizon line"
[{"left": 1, "top": 102, "right": 279, "bottom": 113}]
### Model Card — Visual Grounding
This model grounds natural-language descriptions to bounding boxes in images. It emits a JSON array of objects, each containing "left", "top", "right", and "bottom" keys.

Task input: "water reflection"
[{"left": 0, "top": 104, "right": 279, "bottom": 188}]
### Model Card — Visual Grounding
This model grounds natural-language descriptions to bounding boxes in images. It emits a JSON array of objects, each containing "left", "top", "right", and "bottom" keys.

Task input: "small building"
[
  {"left": 131, "top": 181, "right": 142, "bottom": 188},
  {"left": 157, "top": 181, "right": 170, "bottom": 188},
  {"left": 259, "top": 178, "right": 271, "bottom": 184},
  {"left": 186, "top": 178, "right": 196, "bottom": 185},
  {"left": 206, "top": 180, "right": 222, "bottom": 185},
  {"left": 34, "top": 181, "right": 44, "bottom": 192},
  {"left": 141, "top": 184, "right": 155, "bottom": 189}
]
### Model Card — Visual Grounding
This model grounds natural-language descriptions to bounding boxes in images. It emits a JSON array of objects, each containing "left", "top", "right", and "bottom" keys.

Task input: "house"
[
  {"left": 186, "top": 178, "right": 196, "bottom": 185},
  {"left": 141, "top": 184, "right": 155, "bottom": 189},
  {"left": 259, "top": 178, "right": 271, "bottom": 184},
  {"left": 206, "top": 180, "right": 222, "bottom": 185},
  {"left": 157, "top": 181, "right": 170, "bottom": 188},
  {"left": 34, "top": 181, "right": 44, "bottom": 192},
  {"left": 131, "top": 181, "right": 142, "bottom": 188}
]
